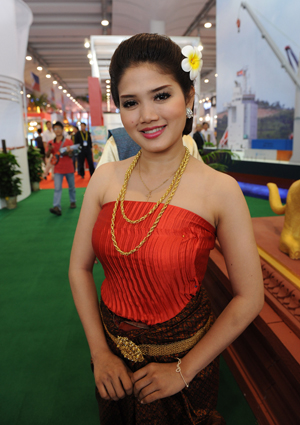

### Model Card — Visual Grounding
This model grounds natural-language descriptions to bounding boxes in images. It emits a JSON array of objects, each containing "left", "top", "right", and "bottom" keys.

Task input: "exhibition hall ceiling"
[{"left": 23, "top": 0, "right": 216, "bottom": 109}]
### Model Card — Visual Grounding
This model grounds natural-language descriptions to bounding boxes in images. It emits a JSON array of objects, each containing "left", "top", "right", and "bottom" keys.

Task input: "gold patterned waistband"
[{"left": 101, "top": 312, "right": 211, "bottom": 363}]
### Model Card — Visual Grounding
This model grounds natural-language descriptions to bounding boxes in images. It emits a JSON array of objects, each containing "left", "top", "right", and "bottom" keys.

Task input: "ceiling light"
[
  {"left": 106, "top": 85, "right": 110, "bottom": 88},
  {"left": 30, "top": 121, "right": 37, "bottom": 126},
  {"left": 106, "top": 88, "right": 110, "bottom": 92},
  {"left": 84, "top": 40, "right": 90, "bottom": 48},
  {"left": 198, "top": 45, "right": 203, "bottom": 52},
  {"left": 46, "top": 74, "right": 51, "bottom": 78},
  {"left": 199, "top": 100, "right": 202, "bottom": 103},
  {"left": 63, "top": 89, "right": 67, "bottom": 93},
  {"left": 105, "top": 79, "right": 110, "bottom": 83},
  {"left": 204, "top": 22, "right": 212, "bottom": 28},
  {"left": 87, "top": 53, "right": 92, "bottom": 59},
  {"left": 204, "top": 79, "right": 209, "bottom": 83},
  {"left": 53, "top": 81, "right": 58, "bottom": 85},
  {"left": 37, "top": 66, "right": 43, "bottom": 71},
  {"left": 199, "top": 117, "right": 203, "bottom": 121},
  {"left": 89, "top": 60, "right": 93, "bottom": 65},
  {"left": 101, "top": 19, "right": 109, "bottom": 26},
  {"left": 206, "top": 97, "right": 209, "bottom": 100},
  {"left": 58, "top": 86, "right": 63, "bottom": 90},
  {"left": 215, "top": 73, "right": 218, "bottom": 77},
  {"left": 26, "top": 55, "right": 32, "bottom": 61},
  {"left": 26, "top": 94, "right": 31, "bottom": 98},
  {"left": 28, "top": 126, "right": 34, "bottom": 131},
  {"left": 214, "top": 115, "right": 218, "bottom": 118},
  {"left": 20, "top": 91, "right": 24, "bottom": 94},
  {"left": 70, "top": 96, "right": 73, "bottom": 100},
  {"left": 67, "top": 93, "right": 71, "bottom": 97}
]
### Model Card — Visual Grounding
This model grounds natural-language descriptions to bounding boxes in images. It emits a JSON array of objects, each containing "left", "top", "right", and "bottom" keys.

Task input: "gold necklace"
[
  {"left": 138, "top": 158, "right": 175, "bottom": 201},
  {"left": 111, "top": 147, "right": 190, "bottom": 256}
]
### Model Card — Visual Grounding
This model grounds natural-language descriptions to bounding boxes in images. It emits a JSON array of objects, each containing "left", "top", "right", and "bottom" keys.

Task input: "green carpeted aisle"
[{"left": 0, "top": 190, "right": 271, "bottom": 424}]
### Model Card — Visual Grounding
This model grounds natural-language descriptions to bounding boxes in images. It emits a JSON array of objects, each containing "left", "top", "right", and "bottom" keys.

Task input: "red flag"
[
  {"left": 237, "top": 70, "right": 244, "bottom": 77},
  {"left": 219, "top": 128, "right": 228, "bottom": 147}
]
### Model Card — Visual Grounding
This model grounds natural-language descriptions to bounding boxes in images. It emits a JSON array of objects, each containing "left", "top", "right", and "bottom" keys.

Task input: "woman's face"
[{"left": 118, "top": 63, "right": 193, "bottom": 154}]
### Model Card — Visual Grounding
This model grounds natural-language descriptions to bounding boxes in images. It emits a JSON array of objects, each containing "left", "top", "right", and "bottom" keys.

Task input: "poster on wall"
[
  {"left": 216, "top": 0, "right": 300, "bottom": 150},
  {"left": 91, "top": 126, "right": 107, "bottom": 164}
]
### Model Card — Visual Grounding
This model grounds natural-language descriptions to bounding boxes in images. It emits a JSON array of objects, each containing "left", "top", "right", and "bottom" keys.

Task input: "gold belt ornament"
[{"left": 102, "top": 315, "right": 211, "bottom": 363}]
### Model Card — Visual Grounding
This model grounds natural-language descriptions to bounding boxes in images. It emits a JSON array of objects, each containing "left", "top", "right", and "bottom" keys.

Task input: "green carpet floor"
[{"left": 0, "top": 189, "right": 271, "bottom": 424}]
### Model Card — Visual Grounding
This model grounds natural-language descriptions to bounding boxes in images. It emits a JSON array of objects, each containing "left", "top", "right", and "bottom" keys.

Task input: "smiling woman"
[
  {"left": 69, "top": 33, "right": 264, "bottom": 425},
  {"left": 117, "top": 65, "right": 191, "bottom": 153}
]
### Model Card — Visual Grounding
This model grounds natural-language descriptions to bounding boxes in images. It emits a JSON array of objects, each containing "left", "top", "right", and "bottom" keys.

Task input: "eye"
[
  {"left": 122, "top": 100, "right": 137, "bottom": 108},
  {"left": 154, "top": 92, "right": 171, "bottom": 101}
]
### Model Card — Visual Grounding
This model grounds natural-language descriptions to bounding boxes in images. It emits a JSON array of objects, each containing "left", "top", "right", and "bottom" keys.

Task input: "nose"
[{"left": 139, "top": 101, "right": 159, "bottom": 124}]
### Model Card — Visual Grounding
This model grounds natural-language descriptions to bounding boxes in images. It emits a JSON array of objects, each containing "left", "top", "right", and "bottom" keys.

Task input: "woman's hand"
[
  {"left": 93, "top": 349, "right": 134, "bottom": 401},
  {"left": 132, "top": 362, "right": 187, "bottom": 404}
]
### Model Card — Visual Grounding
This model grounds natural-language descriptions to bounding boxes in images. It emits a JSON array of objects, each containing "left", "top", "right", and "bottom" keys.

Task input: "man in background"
[
  {"left": 75, "top": 122, "right": 95, "bottom": 178},
  {"left": 193, "top": 123, "right": 206, "bottom": 151},
  {"left": 35, "top": 128, "right": 45, "bottom": 164},
  {"left": 46, "top": 121, "right": 76, "bottom": 216},
  {"left": 71, "top": 126, "right": 79, "bottom": 172},
  {"left": 201, "top": 121, "right": 216, "bottom": 145}
]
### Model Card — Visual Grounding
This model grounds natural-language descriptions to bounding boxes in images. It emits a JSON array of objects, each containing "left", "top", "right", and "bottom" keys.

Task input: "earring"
[{"left": 186, "top": 108, "right": 193, "bottom": 119}]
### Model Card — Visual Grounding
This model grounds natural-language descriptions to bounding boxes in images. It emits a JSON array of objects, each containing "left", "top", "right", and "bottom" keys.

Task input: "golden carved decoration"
[{"left": 267, "top": 180, "right": 300, "bottom": 260}]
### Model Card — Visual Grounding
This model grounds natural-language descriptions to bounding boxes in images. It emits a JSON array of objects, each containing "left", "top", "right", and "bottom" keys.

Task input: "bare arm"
[
  {"left": 133, "top": 174, "right": 264, "bottom": 403},
  {"left": 69, "top": 164, "right": 133, "bottom": 400},
  {"left": 180, "top": 176, "right": 264, "bottom": 379}
]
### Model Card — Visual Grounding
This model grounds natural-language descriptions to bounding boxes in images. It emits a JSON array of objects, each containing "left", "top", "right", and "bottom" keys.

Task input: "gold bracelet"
[{"left": 176, "top": 358, "right": 189, "bottom": 388}]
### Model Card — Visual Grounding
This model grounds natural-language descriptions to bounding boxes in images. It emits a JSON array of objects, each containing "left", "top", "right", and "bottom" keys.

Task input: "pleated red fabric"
[{"left": 92, "top": 201, "right": 216, "bottom": 325}]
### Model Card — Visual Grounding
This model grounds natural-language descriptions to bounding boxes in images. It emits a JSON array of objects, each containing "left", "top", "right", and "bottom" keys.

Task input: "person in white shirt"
[
  {"left": 201, "top": 122, "right": 216, "bottom": 146},
  {"left": 42, "top": 121, "right": 55, "bottom": 146},
  {"left": 42, "top": 121, "right": 55, "bottom": 179}
]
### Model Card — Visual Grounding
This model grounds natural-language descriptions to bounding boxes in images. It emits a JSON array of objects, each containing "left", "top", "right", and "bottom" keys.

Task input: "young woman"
[{"left": 69, "top": 34, "right": 264, "bottom": 425}]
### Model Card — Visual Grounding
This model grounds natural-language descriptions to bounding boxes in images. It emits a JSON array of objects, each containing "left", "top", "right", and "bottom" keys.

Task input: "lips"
[
  {"left": 141, "top": 125, "right": 166, "bottom": 134},
  {"left": 140, "top": 125, "right": 166, "bottom": 139}
]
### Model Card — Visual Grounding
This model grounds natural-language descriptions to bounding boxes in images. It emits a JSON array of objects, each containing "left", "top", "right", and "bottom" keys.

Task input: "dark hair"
[
  {"left": 53, "top": 121, "right": 64, "bottom": 129},
  {"left": 109, "top": 33, "right": 194, "bottom": 135},
  {"left": 73, "top": 126, "right": 79, "bottom": 131},
  {"left": 37, "top": 128, "right": 42, "bottom": 134},
  {"left": 46, "top": 120, "right": 51, "bottom": 125},
  {"left": 80, "top": 122, "right": 86, "bottom": 126}
]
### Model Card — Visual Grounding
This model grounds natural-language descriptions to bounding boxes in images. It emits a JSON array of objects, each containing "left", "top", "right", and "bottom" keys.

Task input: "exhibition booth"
[{"left": 1, "top": 1, "right": 300, "bottom": 424}]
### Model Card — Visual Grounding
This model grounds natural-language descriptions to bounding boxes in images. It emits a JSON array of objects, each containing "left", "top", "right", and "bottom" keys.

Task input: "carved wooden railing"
[{"left": 203, "top": 243, "right": 300, "bottom": 425}]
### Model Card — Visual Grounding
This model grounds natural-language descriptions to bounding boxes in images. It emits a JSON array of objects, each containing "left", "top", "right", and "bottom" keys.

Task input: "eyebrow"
[{"left": 120, "top": 85, "right": 172, "bottom": 99}]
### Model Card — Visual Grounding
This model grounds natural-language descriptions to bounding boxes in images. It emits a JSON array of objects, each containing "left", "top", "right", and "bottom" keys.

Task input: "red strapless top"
[{"left": 92, "top": 201, "right": 216, "bottom": 325}]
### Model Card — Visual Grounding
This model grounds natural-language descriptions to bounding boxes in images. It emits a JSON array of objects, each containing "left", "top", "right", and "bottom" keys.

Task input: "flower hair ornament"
[{"left": 181, "top": 45, "right": 202, "bottom": 81}]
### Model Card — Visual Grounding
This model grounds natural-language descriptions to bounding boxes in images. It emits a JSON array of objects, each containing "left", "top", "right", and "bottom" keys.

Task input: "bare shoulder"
[
  {"left": 88, "top": 156, "right": 135, "bottom": 205},
  {"left": 186, "top": 157, "right": 246, "bottom": 226},
  {"left": 190, "top": 156, "right": 241, "bottom": 197}
]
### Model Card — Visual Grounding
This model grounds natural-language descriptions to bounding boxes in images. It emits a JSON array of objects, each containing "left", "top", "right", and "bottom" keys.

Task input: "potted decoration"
[
  {"left": 0, "top": 152, "right": 22, "bottom": 209},
  {"left": 27, "top": 146, "right": 43, "bottom": 191},
  {"left": 200, "top": 147, "right": 239, "bottom": 173}
]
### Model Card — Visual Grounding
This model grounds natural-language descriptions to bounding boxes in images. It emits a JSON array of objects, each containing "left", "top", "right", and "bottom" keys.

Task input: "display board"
[{"left": 216, "top": 0, "right": 300, "bottom": 147}]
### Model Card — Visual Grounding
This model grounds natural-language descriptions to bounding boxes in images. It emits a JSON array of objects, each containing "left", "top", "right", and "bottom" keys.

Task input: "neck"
[
  {"left": 139, "top": 140, "right": 185, "bottom": 175},
  {"left": 56, "top": 135, "right": 63, "bottom": 142}
]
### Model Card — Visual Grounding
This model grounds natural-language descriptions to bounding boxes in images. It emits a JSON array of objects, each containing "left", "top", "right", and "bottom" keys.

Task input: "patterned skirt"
[{"left": 93, "top": 287, "right": 225, "bottom": 425}]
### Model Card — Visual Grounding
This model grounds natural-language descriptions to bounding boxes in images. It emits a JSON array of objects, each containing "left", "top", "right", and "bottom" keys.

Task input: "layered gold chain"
[
  {"left": 138, "top": 160, "right": 175, "bottom": 201},
  {"left": 111, "top": 147, "right": 190, "bottom": 256}
]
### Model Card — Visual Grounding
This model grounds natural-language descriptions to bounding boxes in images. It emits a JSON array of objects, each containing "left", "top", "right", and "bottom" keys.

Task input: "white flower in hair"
[{"left": 181, "top": 46, "right": 202, "bottom": 81}]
